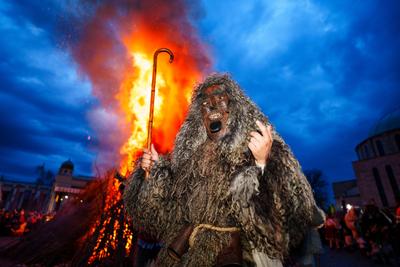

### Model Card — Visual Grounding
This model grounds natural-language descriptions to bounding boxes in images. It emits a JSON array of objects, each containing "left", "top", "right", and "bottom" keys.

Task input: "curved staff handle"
[{"left": 146, "top": 48, "right": 174, "bottom": 177}]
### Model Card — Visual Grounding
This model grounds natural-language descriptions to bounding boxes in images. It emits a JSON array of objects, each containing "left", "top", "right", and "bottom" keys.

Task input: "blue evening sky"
[{"left": 0, "top": 1, "right": 399, "bottom": 199}]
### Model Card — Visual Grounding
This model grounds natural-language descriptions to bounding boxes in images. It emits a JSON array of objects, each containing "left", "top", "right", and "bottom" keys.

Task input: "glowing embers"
[
  {"left": 87, "top": 173, "right": 133, "bottom": 265},
  {"left": 88, "top": 43, "right": 203, "bottom": 264}
]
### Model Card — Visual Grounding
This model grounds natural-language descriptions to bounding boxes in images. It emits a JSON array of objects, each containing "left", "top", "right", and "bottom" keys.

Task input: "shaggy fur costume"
[{"left": 124, "top": 73, "right": 323, "bottom": 266}]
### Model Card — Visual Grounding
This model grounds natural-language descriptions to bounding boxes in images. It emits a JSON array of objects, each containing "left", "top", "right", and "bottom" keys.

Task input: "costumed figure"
[{"left": 124, "top": 73, "right": 324, "bottom": 266}]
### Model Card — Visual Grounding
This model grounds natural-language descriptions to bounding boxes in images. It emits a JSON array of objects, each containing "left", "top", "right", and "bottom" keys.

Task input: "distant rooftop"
[
  {"left": 332, "top": 179, "right": 360, "bottom": 198},
  {"left": 73, "top": 175, "right": 95, "bottom": 181},
  {"left": 60, "top": 159, "right": 74, "bottom": 170},
  {"left": 368, "top": 108, "right": 400, "bottom": 138},
  {"left": 0, "top": 176, "right": 51, "bottom": 187}
]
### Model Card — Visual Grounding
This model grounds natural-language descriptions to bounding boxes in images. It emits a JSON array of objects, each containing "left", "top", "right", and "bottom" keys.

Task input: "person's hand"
[
  {"left": 248, "top": 120, "right": 273, "bottom": 166},
  {"left": 141, "top": 144, "right": 159, "bottom": 172}
]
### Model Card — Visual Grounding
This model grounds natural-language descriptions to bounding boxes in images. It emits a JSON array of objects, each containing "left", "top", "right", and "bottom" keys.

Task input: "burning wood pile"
[
  {"left": 67, "top": 1, "right": 210, "bottom": 265},
  {"left": 74, "top": 171, "right": 133, "bottom": 266},
  {"left": 1, "top": 1, "right": 210, "bottom": 266},
  {"left": 2, "top": 176, "right": 106, "bottom": 266}
]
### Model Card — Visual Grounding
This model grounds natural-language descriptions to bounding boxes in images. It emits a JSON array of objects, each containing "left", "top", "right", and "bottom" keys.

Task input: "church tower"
[{"left": 58, "top": 159, "right": 74, "bottom": 176}]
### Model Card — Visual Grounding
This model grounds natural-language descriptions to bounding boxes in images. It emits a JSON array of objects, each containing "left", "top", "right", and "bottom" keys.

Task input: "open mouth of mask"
[{"left": 209, "top": 121, "right": 222, "bottom": 133}]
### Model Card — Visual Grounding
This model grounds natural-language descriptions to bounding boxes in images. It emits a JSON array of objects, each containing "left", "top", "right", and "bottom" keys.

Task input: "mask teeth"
[{"left": 209, "top": 113, "right": 222, "bottom": 120}]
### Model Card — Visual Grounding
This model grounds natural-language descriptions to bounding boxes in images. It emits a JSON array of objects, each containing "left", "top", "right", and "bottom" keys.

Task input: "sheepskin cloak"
[{"left": 124, "top": 74, "right": 323, "bottom": 266}]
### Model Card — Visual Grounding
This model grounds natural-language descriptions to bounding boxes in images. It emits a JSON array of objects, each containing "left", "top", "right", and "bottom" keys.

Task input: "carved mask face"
[{"left": 200, "top": 85, "right": 230, "bottom": 141}]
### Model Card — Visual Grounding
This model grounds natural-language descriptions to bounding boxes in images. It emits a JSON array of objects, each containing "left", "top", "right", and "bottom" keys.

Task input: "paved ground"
[
  {"left": 0, "top": 236, "right": 19, "bottom": 247},
  {"left": 0, "top": 237, "right": 19, "bottom": 266},
  {"left": 0, "top": 237, "right": 398, "bottom": 266},
  {"left": 320, "top": 246, "right": 398, "bottom": 267}
]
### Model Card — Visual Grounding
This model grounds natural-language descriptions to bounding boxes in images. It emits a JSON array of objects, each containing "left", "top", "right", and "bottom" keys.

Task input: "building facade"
[
  {"left": 352, "top": 109, "right": 400, "bottom": 208},
  {"left": 1, "top": 160, "right": 93, "bottom": 213},
  {"left": 0, "top": 178, "right": 51, "bottom": 212},
  {"left": 47, "top": 160, "right": 93, "bottom": 213},
  {"left": 332, "top": 179, "right": 362, "bottom": 209}
]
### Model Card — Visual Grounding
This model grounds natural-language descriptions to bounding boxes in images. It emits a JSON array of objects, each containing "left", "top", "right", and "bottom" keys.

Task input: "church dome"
[
  {"left": 60, "top": 159, "right": 74, "bottom": 170},
  {"left": 368, "top": 108, "right": 400, "bottom": 138}
]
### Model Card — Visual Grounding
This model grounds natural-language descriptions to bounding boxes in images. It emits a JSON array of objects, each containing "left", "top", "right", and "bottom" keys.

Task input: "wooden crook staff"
[{"left": 146, "top": 48, "right": 174, "bottom": 176}]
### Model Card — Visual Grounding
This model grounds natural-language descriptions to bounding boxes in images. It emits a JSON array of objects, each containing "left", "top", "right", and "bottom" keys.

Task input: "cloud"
[
  {"left": 197, "top": 0, "right": 400, "bottom": 191},
  {"left": 0, "top": 2, "right": 96, "bottom": 180},
  {"left": 0, "top": 0, "right": 211, "bottom": 181},
  {"left": 1, "top": 0, "right": 399, "bottom": 198}
]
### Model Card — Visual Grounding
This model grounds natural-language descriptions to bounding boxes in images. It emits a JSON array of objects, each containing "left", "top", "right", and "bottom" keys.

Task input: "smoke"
[{"left": 60, "top": 0, "right": 211, "bottom": 172}]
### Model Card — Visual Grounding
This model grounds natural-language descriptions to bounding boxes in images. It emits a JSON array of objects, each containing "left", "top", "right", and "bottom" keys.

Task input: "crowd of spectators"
[
  {"left": 323, "top": 199, "right": 400, "bottom": 265},
  {"left": 0, "top": 208, "right": 53, "bottom": 237},
  {"left": 1, "top": 201, "right": 399, "bottom": 266}
]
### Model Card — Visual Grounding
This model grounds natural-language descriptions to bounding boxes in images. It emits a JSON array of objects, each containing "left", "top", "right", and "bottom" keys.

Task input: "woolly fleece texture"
[{"left": 124, "top": 74, "right": 321, "bottom": 266}]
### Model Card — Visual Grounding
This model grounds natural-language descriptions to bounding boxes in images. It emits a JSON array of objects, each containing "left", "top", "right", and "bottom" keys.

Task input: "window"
[
  {"left": 372, "top": 167, "right": 388, "bottom": 207},
  {"left": 395, "top": 134, "right": 400, "bottom": 152},
  {"left": 359, "top": 146, "right": 366, "bottom": 159},
  {"left": 376, "top": 140, "right": 385, "bottom": 156},
  {"left": 358, "top": 148, "right": 365, "bottom": 160},
  {"left": 385, "top": 165, "right": 400, "bottom": 200},
  {"left": 365, "top": 145, "right": 370, "bottom": 158},
  {"left": 357, "top": 149, "right": 362, "bottom": 160}
]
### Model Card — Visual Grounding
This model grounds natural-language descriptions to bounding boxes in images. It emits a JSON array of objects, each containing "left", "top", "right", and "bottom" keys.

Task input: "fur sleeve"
[
  {"left": 229, "top": 134, "right": 318, "bottom": 260},
  {"left": 229, "top": 164, "right": 286, "bottom": 260},
  {"left": 262, "top": 134, "right": 316, "bottom": 250},
  {"left": 123, "top": 156, "right": 178, "bottom": 240}
]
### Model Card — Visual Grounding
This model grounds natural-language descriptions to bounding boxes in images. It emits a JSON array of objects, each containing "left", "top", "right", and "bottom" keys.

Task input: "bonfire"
[{"left": 1, "top": 1, "right": 210, "bottom": 266}]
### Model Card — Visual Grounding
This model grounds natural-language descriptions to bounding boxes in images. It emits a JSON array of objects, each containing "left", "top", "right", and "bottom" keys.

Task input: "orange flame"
[
  {"left": 87, "top": 173, "right": 133, "bottom": 264},
  {"left": 116, "top": 25, "right": 206, "bottom": 174},
  {"left": 69, "top": 1, "right": 210, "bottom": 172},
  {"left": 87, "top": 178, "right": 115, "bottom": 263},
  {"left": 85, "top": 19, "right": 210, "bottom": 266},
  {"left": 69, "top": 1, "right": 211, "bottom": 263}
]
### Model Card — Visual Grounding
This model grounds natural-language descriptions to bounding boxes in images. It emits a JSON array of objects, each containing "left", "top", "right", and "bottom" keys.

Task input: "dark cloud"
[
  {"left": 0, "top": 1, "right": 96, "bottom": 180},
  {"left": 1, "top": 0, "right": 399, "bottom": 202},
  {"left": 197, "top": 0, "right": 400, "bottom": 200}
]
